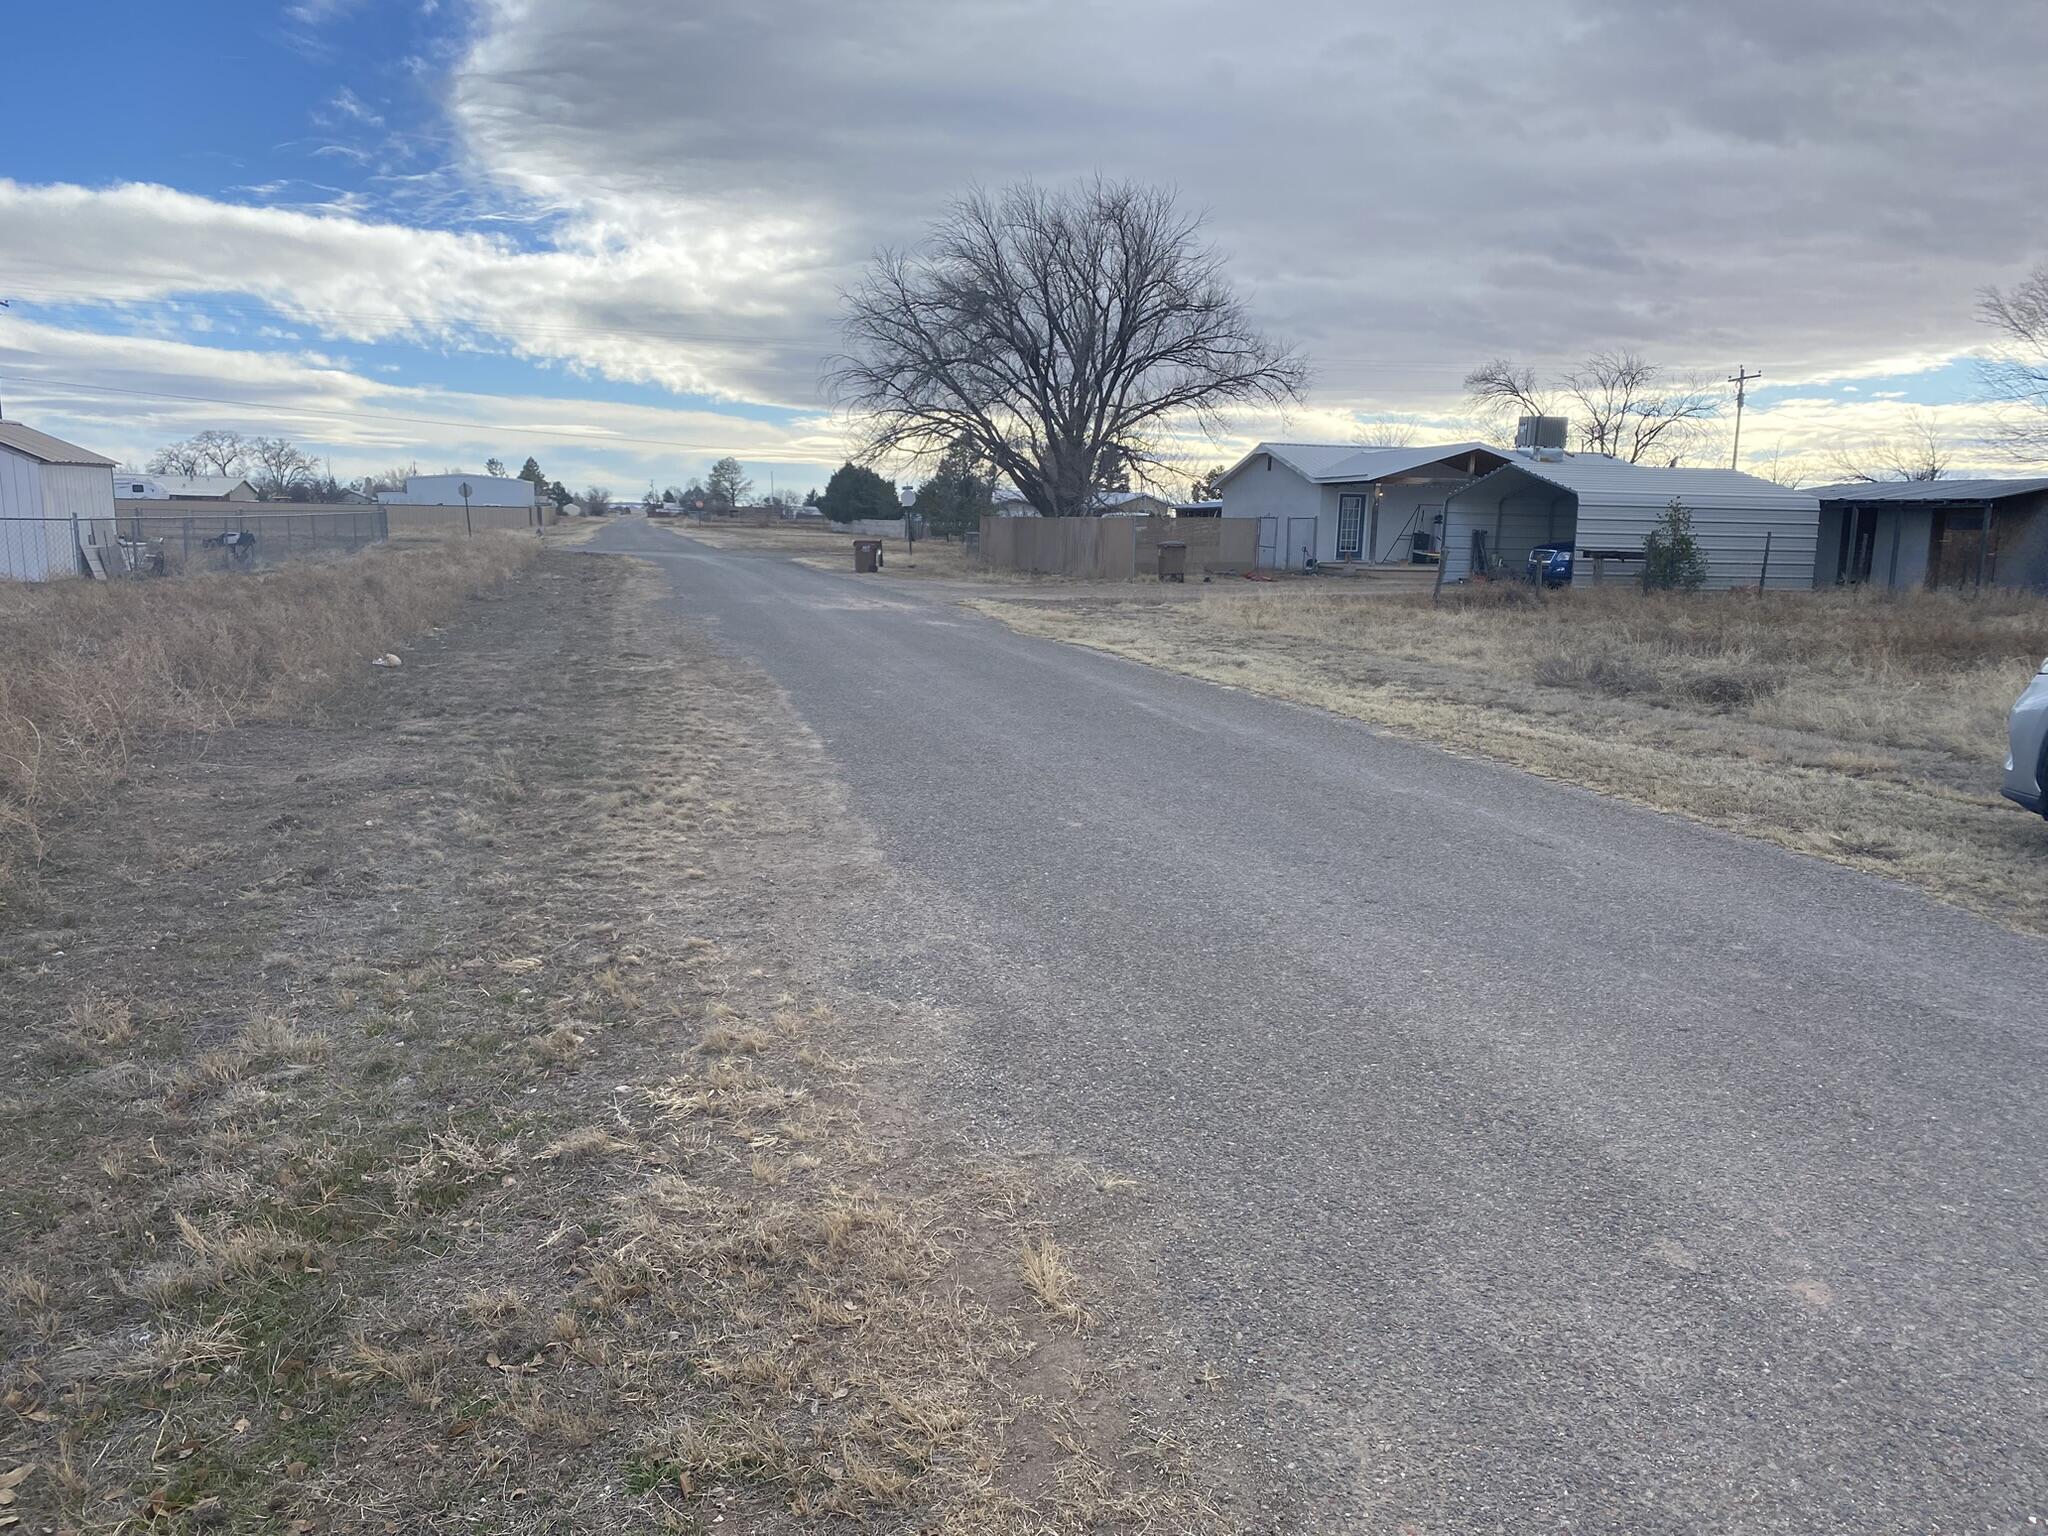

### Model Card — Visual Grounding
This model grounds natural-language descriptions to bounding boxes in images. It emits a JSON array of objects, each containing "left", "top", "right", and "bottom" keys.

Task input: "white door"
[
  {"left": 1256, "top": 516, "right": 1278, "bottom": 568},
  {"left": 1336, "top": 494, "right": 1365, "bottom": 561}
]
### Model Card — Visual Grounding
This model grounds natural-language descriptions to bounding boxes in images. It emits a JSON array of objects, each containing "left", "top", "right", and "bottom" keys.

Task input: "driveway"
[{"left": 591, "top": 519, "right": 2048, "bottom": 1533}]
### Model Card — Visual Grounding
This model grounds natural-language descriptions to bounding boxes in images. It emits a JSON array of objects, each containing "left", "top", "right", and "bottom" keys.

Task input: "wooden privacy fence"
[{"left": 978, "top": 514, "right": 1256, "bottom": 579}]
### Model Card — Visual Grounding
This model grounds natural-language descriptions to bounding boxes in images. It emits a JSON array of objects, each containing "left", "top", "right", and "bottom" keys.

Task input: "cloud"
[
  {"left": 0, "top": 179, "right": 829, "bottom": 406},
  {"left": 0, "top": 317, "right": 851, "bottom": 491},
  {"left": 446, "top": 0, "right": 2048, "bottom": 401},
  {"left": 5, "top": 0, "right": 2047, "bottom": 486}
]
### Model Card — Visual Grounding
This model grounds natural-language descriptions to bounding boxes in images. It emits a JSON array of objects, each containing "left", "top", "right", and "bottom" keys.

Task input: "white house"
[
  {"left": 1442, "top": 439, "right": 1820, "bottom": 589},
  {"left": 0, "top": 422, "right": 120, "bottom": 581},
  {"left": 113, "top": 473, "right": 258, "bottom": 501},
  {"left": 1218, "top": 441, "right": 1511, "bottom": 570},
  {"left": 376, "top": 473, "right": 537, "bottom": 510}
]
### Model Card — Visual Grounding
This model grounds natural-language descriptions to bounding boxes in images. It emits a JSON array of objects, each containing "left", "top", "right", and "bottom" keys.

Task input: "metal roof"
[
  {"left": 1226, "top": 440, "right": 1507, "bottom": 485},
  {"left": 0, "top": 421, "right": 116, "bottom": 467},
  {"left": 1808, "top": 477, "right": 2048, "bottom": 504},
  {"left": 1450, "top": 452, "right": 1817, "bottom": 511},
  {"left": 116, "top": 474, "right": 257, "bottom": 498}
]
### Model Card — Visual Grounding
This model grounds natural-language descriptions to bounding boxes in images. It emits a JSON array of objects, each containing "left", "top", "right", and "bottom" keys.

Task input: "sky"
[{"left": 3, "top": 0, "right": 2047, "bottom": 496}]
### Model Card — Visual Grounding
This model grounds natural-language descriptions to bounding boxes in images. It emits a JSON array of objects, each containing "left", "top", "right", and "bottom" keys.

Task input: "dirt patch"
[
  {"left": 969, "top": 581, "right": 2048, "bottom": 933},
  {"left": 0, "top": 553, "right": 1235, "bottom": 1533}
]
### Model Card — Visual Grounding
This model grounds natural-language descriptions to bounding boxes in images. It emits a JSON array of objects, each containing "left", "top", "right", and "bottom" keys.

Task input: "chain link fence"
[{"left": 1, "top": 505, "right": 389, "bottom": 582}]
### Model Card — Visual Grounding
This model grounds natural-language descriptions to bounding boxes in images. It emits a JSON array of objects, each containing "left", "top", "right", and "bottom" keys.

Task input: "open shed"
[
  {"left": 1441, "top": 453, "right": 1820, "bottom": 590},
  {"left": 1811, "top": 478, "right": 2048, "bottom": 592}
]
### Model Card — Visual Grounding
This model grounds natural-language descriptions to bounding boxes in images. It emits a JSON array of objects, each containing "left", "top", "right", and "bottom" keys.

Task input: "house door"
[
  {"left": 1336, "top": 494, "right": 1366, "bottom": 561},
  {"left": 1287, "top": 516, "right": 1318, "bottom": 570},
  {"left": 1256, "top": 516, "right": 1278, "bottom": 568}
]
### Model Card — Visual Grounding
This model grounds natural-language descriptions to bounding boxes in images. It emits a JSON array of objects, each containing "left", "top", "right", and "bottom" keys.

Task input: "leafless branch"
[{"left": 827, "top": 179, "right": 1305, "bottom": 516}]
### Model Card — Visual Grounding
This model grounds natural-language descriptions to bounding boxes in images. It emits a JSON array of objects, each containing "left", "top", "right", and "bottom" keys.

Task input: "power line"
[
  {"left": 0, "top": 373, "right": 837, "bottom": 462},
  {"left": 1, "top": 271, "right": 1676, "bottom": 378}
]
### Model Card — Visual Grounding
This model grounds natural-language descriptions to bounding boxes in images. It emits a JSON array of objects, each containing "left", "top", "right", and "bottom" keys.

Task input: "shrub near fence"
[{"left": 978, "top": 514, "right": 1256, "bottom": 579}]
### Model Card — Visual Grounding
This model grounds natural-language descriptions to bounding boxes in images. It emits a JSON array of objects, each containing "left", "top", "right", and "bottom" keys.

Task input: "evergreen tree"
[
  {"left": 1643, "top": 499, "right": 1708, "bottom": 591},
  {"left": 819, "top": 461, "right": 898, "bottom": 523}
]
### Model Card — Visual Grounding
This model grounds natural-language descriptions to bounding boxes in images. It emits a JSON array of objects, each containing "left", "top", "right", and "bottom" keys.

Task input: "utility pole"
[{"left": 1728, "top": 366, "right": 1762, "bottom": 471}]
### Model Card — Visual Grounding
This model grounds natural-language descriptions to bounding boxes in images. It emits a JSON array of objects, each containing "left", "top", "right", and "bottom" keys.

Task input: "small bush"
[{"left": 1643, "top": 499, "right": 1708, "bottom": 592}]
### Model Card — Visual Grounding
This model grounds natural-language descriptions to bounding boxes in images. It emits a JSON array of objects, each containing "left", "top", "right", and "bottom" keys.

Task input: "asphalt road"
[{"left": 595, "top": 520, "right": 2047, "bottom": 1533}]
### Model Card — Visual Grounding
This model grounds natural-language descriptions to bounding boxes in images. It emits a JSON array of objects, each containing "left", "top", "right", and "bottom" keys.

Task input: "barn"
[{"left": 0, "top": 421, "right": 120, "bottom": 581}]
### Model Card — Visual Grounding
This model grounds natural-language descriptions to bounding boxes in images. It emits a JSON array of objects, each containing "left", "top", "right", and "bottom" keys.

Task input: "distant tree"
[
  {"left": 249, "top": 436, "right": 319, "bottom": 499},
  {"left": 830, "top": 178, "right": 1304, "bottom": 517},
  {"left": 545, "top": 479, "right": 570, "bottom": 507},
  {"left": 1643, "top": 499, "right": 1708, "bottom": 592},
  {"left": 913, "top": 439, "right": 995, "bottom": 538},
  {"left": 581, "top": 486, "right": 614, "bottom": 516},
  {"left": 1094, "top": 444, "right": 1133, "bottom": 494},
  {"left": 803, "top": 488, "right": 821, "bottom": 507},
  {"left": 1354, "top": 421, "right": 1420, "bottom": 448},
  {"left": 1467, "top": 352, "right": 1717, "bottom": 464},
  {"left": 819, "top": 461, "right": 898, "bottom": 524},
  {"left": 484, "top": 456, "right": 507, "bottom": 477},
  {"left": 148, "top": 428, "right": 252, "bottom": 478},
  {"left": 1980, "top": 265, "right": 2048, "bottom": 457},
  {"left": 705, "top": 457, "right": 753, "bottom": 509},
  {"left": 1824, "top": 410, "right": 1952, "bottom": 484},
  {"left": 1188, "top": 464, "right": 1229, "bottom": 501},
  {"left": 517, "top": 456, "right": 545, "bottom": 487}
]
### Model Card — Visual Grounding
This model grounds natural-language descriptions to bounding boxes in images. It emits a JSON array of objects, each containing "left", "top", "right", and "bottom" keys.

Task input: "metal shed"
[
  {"left": 0, "top": 421, "right": 120, "bottom": 581},
  {"left": 1810, "top": 478, "right": 2048, "bottom": 592},
  {"left": 1442, "top": 453, "right": 1820, "bottom": 590}
]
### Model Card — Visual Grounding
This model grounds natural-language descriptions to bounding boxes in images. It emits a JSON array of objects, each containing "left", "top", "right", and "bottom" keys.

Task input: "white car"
[{"left": 2003, "top": 657, "right": 2048, "bottom": 817}]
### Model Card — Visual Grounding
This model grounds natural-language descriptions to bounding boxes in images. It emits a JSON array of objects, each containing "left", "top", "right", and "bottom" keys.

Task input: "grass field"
[
  {"left": 971, "top": 580, "right": 2048, "bottom": 933},
  {"left": 0, "top": 535, "right": 537, "bottom": 902},
  {"left": 0, "top": 552, "right": 1234, "bottom": 1533}
]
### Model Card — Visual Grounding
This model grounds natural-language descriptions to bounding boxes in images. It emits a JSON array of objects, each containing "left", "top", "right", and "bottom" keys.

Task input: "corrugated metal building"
[
  {"left": 376, "top": 473, "right": 537, "bottom": 510},
  {"left": 1442, "top": 452, "right": 1820, "bottom": 589},
  {"left": 1810, "top": 478, "right": 2048, "bottom": 592},
  {"left": 0, "top": 422, "right": 120, "bottom": 581}
]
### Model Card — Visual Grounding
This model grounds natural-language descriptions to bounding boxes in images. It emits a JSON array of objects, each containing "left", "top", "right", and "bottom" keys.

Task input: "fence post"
[
  {"left": 69, "top": 511, "right": 81, "bottom": 576},
  {"left": 1759, "top": 530, "right": 1772, "bottom": 590}
]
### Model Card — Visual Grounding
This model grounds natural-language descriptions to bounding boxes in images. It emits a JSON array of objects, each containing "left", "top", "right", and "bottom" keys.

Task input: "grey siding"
[{"left": 1441, "top": 482, "right": 1576, "bottom": 582}]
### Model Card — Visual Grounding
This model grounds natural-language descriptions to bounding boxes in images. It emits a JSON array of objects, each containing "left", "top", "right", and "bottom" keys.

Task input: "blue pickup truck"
[{"left": 1526, "top": 544, "right": 1575, "bottom": 587}]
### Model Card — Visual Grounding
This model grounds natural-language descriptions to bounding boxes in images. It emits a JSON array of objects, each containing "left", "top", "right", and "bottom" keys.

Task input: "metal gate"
[{"left": 1286, "top": 515, "right": 1318, "bottom": 570}]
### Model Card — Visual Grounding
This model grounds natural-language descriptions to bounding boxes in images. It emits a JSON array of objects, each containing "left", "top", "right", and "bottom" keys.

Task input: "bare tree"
[
  {"left": 1467, "top": 352, "right": 1717, "bottom": 463},
  {"left": 1462, "top": 359, "right": 1555, "bottom": 428},
  {"left": 1980, "top": 265, "right": 2048, "bottom": 456},
  {"left": 1353, "top": 420, "right": 1419, "bottom": 449},
  {"left": 1559, "top": 350, "right": 1718, "bottom": 464},
  {"left": 249, "top": 436, "right": 319, "bottom": 499},
  {"left": 581, "top": 486, "right": 614, "bottom": 516},
  {"left": 147, "top": 428, "right": 251, "bottom": 478},
  {"left": 1824, "top": 409, "right": 1951, "bottom": 483},
  {"left": 830, "top": 179, "right": 1305, "bottom": 517},
  {"left": 705, "top": 456, "right": 753, "bottom": 509}
]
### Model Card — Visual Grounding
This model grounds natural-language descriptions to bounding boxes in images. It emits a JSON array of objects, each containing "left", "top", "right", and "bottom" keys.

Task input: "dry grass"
[
  {"left": 0, "top": 534, "right": 535, "bottom": 896},
  {"left": 974, "top": 581, "right": 2048, "bottom": 930},
  {"left": 0, "top": 552, "right": 1228, "bottom": 1535}
]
